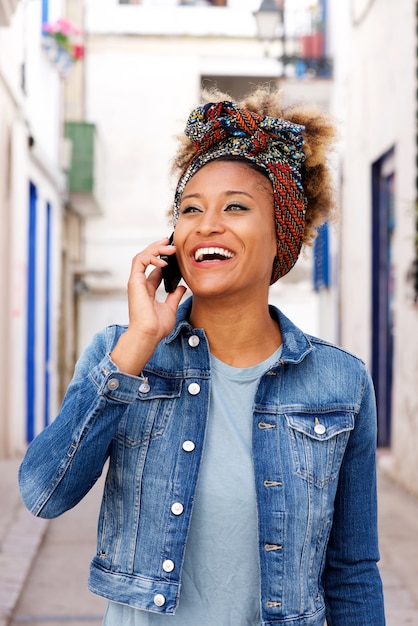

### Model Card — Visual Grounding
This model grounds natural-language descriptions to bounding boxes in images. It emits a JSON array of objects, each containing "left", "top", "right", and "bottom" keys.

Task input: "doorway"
[{"left": 371, "top": 149, "right": 395, "bottom": 448}]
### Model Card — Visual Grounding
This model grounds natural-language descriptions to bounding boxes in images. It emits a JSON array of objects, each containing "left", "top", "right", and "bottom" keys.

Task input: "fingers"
[
  {"left": 147, "top": 266, "right": 163, "bottom": 291},
  {"left": 131, "top": 238, "right": 173, "bottom": 275},
  {"left": 166, "top": 284, "right": 187, "bottom": 309},
  {"left": 128, "top": 238, "right": 182, "bottom": 297},
  {"left": 147, "top": 267, "right": 187, "bottom": 300},
  {"left": 123, "top": 239, "right": 186, "bottom": 344}
]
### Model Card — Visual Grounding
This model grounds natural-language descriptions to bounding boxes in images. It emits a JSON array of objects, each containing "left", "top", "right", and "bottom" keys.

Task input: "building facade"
[
  {"left": 329, "top": 0, "right": 418, "bottom": 494},
  {"left": 0, "top": 0, "right": 71, "bottom": 456}
]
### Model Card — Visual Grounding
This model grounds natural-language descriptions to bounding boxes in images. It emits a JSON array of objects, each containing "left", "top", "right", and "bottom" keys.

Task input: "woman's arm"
[
  {"left": 19, "top": 238, "right": 186, "bottom": 520},
  {"left": 323, "top": 367, "right": 386, "bottom": 625},
  {"left": 18, "top": 326, "right": 143, "bottom": 518}
]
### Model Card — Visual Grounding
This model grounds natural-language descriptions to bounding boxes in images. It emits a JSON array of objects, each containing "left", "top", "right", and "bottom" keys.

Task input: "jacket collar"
[
  {"left": 268, "top": 305, "right": 313, "bottom": 364},
  {"left": 165, "top": 296, "right": 313, "bottom": 365}
]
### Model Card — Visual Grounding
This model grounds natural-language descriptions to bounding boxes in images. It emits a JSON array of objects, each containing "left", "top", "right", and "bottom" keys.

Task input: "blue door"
[
  {"left": 371, "top": 149, "right": 395, "bottom": 448},
  {"left": 44, "top": 202, "right": 52, "bottom": 429},
  {"left": 26, "top": 184, "right": 53, "bottom": 442},
  {"left": 26, "top": 182, "right": 37, "bottom": 442}
]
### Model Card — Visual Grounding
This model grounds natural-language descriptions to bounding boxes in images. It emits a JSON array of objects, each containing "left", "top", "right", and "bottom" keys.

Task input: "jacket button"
[
  {"left": 107, "top": 378, "right": 119, "bottom": 391},
  {"left": 162, "top": 559, "right": 175, "bottom": 572},
  {"left": 153, "top": 594, "right": 166, "bottom": 607},
  {"left": 314, "top": 423, "right": 326, "bottom": 435},
  {"left": 139, "top": 382, "right": 150, "bottom": 393},
  {"left": 188, "top": 382, "right": 200, "bottom": 395},
  {"left": 188, "top": 335, "right": 200, "bottom": 347},
  {"left": 171, "top": 502, "right": 184, "bottom": 515},
  {"left": 182, "top": 440, "right": 195, "bottom": 452}
]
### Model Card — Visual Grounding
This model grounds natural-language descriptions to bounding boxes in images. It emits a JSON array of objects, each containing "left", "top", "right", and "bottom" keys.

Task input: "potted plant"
[{"left": 42, "top": 18, "right": 84, "bottom": 77}]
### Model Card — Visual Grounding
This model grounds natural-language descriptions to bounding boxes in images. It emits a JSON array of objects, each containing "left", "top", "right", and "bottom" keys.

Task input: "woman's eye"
[
  {"left": 225, "top": 203, "right": 250, "bottom": 212},
  {"left": 180, "top": 205, "right": 202, "bottom": 215}
]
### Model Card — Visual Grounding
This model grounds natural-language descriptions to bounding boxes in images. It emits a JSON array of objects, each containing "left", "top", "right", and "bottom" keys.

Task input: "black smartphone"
[{"left": 161, "top": 233, "right": 182, "bottom": 293}]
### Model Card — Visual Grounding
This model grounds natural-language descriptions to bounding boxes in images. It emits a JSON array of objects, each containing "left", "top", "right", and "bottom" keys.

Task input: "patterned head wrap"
[{"left": 173, "top": 101, "right": 307, "bottom": 282}]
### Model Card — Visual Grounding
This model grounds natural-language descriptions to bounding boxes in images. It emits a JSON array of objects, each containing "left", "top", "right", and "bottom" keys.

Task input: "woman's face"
[{"left": 173, "top": 160, "right": 277, "bottom": 300}]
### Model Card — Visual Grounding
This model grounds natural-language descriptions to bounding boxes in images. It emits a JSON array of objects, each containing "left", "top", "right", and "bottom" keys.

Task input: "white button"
[
  {"left": 188, "top": 382, "right": 200, "bottom": 395},
  {"left": 182, "top": 440, "right": 195, "bottom": 452},
  {"left": 314, "top": 423, "right": 326, "bottom": 435},
  {"left": 153, "top": 594, "right": 166, "bottom": 607},
  {"left": 171, "top": 502, "right": 184, "bottom": 515},
  {"left": 188, "top": 335, "right": 200, "bottom": 347},
  {"left": 162, "top": 559, "right": 175, "bottom": 572},
  {"left": 139, "top": 382, "right": 150, "bottom": 393},
  {"left": 107, "top": 378, "right": 119, "bottom": 391}
]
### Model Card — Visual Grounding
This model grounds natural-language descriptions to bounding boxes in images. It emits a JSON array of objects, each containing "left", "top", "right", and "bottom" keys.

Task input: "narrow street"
[{"left": 7, "top": 468, "right": 106, "bottom": 626}]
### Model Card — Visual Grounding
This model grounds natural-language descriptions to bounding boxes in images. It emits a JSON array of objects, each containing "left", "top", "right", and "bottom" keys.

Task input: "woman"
[{"left": 19, "top": 88, "right": 386, "bottom": 625}]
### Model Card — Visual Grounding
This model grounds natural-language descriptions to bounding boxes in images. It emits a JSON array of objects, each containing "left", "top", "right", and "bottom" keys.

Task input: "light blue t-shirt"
[{"left": 103, "top": 346, "right": 282, "bottom": 626}]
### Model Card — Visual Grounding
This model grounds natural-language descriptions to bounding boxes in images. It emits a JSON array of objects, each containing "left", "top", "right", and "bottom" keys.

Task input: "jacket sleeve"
[
  {"left": 323, "top": 365, "right": 386, "bottom": 625},
  {"left": 18, "top": 325, "right": 143, "bottom": 519}
]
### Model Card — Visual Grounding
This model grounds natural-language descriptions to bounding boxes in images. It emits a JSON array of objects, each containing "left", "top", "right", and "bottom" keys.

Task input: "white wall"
[
  {"left": 0, "top": 0, "right": 65, "bottom": 455},
  {"left": 332, "top": 0, "right": 415, "bottom": 366},
  {"left": 330, "top": 0, "right": 418, "bottom": 493},
  {"left": 0, "top": 107, "right": 24, "bottom": 457}
]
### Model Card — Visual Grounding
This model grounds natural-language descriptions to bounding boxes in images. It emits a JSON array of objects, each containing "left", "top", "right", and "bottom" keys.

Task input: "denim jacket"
[{"left": 19, "top": 299, "right": 385, "bottom": 626}]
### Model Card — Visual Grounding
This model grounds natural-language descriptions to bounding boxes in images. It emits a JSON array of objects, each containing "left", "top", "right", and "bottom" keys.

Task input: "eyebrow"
[{"left": 181, "top": 190, "right": 255, "bottom": 201}]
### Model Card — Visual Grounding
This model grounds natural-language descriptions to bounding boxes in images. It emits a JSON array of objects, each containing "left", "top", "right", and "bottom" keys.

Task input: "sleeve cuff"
[{"left": 89, "top": 353, "right": 143, "bottom": 403}]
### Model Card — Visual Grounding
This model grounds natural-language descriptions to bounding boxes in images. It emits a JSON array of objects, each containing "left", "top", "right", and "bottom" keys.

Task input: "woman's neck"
[{"left": 189, "top": 296, "right": 282, "bottom": 368}]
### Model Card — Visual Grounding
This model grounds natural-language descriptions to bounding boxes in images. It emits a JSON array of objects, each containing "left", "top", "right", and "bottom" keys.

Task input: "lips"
[{"left": 194, "top": 246, "right": 235, "bottom": 262}]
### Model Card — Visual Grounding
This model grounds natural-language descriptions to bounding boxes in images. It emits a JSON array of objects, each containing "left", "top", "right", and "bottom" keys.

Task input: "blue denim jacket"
[{"left": 19, "top": 299, "right": 385, "bottom": 626}]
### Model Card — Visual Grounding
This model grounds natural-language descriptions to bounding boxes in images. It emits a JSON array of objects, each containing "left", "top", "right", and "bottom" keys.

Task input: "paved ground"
[{"left": 1, "top": 453, "right": 418, "bottom": 625}]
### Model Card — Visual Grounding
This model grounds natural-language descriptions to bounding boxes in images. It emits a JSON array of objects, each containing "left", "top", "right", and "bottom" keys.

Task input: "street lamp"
[
  {"left": 253, "top": 0, "right": 282, "bottom": 42},
  {"left": 254, "top": 0, "right": 286, "bottom": 75}
]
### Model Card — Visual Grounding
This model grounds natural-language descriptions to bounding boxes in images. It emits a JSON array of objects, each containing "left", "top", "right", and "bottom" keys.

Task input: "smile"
[{"left": 194, "top": 247, "right": 235, "bottom": 262}]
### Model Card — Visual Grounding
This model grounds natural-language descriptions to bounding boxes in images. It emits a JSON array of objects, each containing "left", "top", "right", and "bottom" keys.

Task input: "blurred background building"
[
  {"left": 0, "top": 0, "right": 66, "bottom": 457},
  {"left": 330, "top": 0, "right": 417, "bottom": 493},
  {"left": 0, "top": 0, "right": 417, "bottom": 497}
]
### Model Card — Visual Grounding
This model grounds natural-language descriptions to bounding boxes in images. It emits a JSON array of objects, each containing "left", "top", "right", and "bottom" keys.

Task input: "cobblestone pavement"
[{"left": 1, "top": 455, "right": 418, "bottom": 625}]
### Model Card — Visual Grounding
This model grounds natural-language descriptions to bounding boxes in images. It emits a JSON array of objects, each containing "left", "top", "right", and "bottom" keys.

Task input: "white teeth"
[{"left": 194, "top": 247, "right": 234, "bottom": 262}]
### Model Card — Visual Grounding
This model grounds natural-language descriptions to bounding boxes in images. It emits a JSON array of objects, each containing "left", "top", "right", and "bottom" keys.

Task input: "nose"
[{"left": 195, "top": 208, "right": 225, "bottom": 236}]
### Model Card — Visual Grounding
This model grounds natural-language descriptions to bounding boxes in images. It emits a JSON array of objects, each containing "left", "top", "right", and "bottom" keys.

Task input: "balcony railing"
[
  {"left": 294, "top": 32, "right": 332, "bottom": 78},
  {"left": 64, "top": 121, "right": 103, "bottom": 216}
]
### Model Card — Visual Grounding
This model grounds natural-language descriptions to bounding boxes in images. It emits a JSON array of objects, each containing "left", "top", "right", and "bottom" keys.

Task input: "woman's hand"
[{"left": 110, "top": 237, "right": 187, "bottom": 375}]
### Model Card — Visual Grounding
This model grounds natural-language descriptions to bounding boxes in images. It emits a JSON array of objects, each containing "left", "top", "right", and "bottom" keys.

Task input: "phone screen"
[{"left": 161, "top": 233, "right": 182, "bottom": 293}]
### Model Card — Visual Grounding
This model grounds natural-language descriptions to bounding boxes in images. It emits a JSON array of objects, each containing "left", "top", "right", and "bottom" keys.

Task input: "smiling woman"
[
  {"left": 19, "top": 85, "right": 386, "bottom": 626},
  {"left": 172, "top": 160, "right": 278, "bottom": 315}
]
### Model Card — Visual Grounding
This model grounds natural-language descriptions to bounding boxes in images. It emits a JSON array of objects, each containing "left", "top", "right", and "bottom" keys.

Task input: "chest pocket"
[
  {"left": 285, "top": 411, "right": 355, "bottom": 488},
  {"left": 116, "top": 375, "right": 183, "bottom": 448}
]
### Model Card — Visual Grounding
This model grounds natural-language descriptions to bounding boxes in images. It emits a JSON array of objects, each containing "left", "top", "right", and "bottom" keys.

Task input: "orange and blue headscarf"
[{"left": 173, "top": 101, "right": 307, "bottom": 282}]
